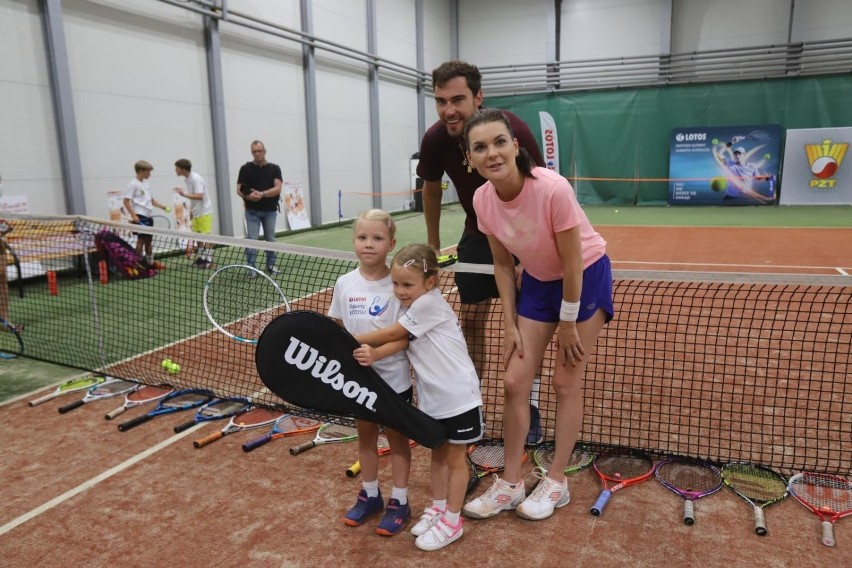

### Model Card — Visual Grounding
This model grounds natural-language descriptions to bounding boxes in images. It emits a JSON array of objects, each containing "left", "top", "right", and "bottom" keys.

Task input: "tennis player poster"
[
  {"left": 283, "top": 182, "right": 310, "bottom": 230},
  {"left": 667, "top": 124, "right": 782, "bottom": 205},
  {"left": 778, "top": 127, "right": 852, "bottom": 205}
]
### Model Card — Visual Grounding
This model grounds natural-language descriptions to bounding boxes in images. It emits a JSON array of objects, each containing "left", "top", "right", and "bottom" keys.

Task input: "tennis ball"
[
  {"left": 161, "top": 358, "right": 173, "bottom": 369},
  {"left": 165, "top": 206, "right": 172, "bottom": 213},
  {"left": 710, "top": 177, "right": 727, "bottom": 192},
  {"left": 167, "top": 363, "right": 180, "bottom": 374}
]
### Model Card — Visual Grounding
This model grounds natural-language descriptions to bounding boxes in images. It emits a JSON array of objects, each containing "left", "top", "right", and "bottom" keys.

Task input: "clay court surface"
[{"left": 1, "top": 225, "right": 849, "bottom": 567}]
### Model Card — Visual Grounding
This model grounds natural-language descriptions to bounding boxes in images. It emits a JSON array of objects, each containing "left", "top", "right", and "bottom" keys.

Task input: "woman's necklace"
[{"left": 458, "top": 139, "right": 472, "bottom": 173}]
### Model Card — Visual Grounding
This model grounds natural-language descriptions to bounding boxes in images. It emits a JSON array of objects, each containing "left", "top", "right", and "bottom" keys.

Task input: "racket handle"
[
  {"left": 193, "top": 431, "right": 223, "bottom": 449},
  {"left": 753, "top": 506, "right": 767, "bottom": 536},
  {"left": 346, "top": 461, "right": 361, "bottom": 478},
  {"left": 104, "top": 406, "right": 126, "bottom": 420},
  {"left": 29, "top": 392, "right": 59, "bottom": 406},
  {"left": 58, "top": 399, "right": 86, "bottom": 414},
  {"left": 290, "top": 441, "right": 317, "bottom": 455},
  {"left": 822, "top": 521, "right": 835, "bottom": 547},
  {"left": 466, "top": 473, "right": 481, "bottom": 496},
  {"left": 173, "top": 419, "right": 196, "bottom": 433},
  {"left": 242, "top": 435, "right": 273, "bottom": 453},
  {"left": 683, "top": 499, "right": 695, "bottom": 526},
  {"left": 590, "top": 490, "right": 612, "bottom": 516},
  {"left": 118, "top": 414, "right": 153, "bottom": 432}
]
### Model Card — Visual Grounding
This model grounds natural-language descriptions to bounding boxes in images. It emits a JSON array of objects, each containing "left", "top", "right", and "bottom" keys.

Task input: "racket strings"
[
  {"left": 724, "top": 474, "right": 787, "bottom": 502},
  {"left": 200, "top": 400, "right": 248, "bottom": 418},
  {"left": 318, "top": 424, "right": 358, "bottom": 441},
  {"left": 469, "top": 445, "right": 508, "bottom": 470},
  {"left": 791, "top": 474, "right": 852, "bottom": 510},
  {"left": 275, "top": 415, "right": 319, "bottom": 433},
  {"left": 206, "top": 269, "right": 287, "bottom": 340},
  {"left": 126, "top": 385, "right": 173, "bottom": 402},
  {"left": 236, "top": 408, "right": 282, "bottom": 427},
  {"left": 658, "top": 463, "right": 721, "bottom": 492},
  {"left": 596, "top": 456, "right": 654, "bottom": 479}
]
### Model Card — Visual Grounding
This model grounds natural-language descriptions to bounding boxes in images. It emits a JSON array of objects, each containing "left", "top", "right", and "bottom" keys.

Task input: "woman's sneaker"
[
  {"left": 410, "top": 506, "right": 445, "bottom": 536},
  {"left": 515, "top": 469, "right": 569, "bottom": 520},
  {"left": 414, "top": 517, "right": 464, "bottom": 551},
  {"left": 462, "top": 476, "right": 525, "bottom": 519}
]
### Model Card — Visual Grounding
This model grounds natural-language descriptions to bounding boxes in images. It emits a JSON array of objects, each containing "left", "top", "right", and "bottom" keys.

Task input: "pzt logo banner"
[
  {"left": 805, "top": 139, "right": 848, "bottom": 189},
  {"left": 780, "top": 127, "right": 852, "bottom": 205},
  {"left": 539, "top": 111, "right": 560, "bottom": 173}
]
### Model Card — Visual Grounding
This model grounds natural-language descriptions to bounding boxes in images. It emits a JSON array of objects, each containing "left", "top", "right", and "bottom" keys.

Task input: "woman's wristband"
[{"left": 559, "top": 300, "right": 580, "bottom": 322}]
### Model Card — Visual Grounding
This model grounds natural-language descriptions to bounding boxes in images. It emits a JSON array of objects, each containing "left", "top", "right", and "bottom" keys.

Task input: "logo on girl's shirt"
[{"left": 368, "top": 296, "right": 389, "bottom": 317}]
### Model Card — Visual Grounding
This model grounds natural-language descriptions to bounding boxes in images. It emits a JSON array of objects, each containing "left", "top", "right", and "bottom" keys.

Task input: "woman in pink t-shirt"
[{"left": 461, "top": 108, "right": 614, "bottom": 523}]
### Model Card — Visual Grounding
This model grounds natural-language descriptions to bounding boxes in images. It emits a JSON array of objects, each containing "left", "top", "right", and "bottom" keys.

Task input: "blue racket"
[
  {"left": 117, "top": 389, "right": 213, "bottom": 432},
  {"left": 172, "top": 397, "right": 251, "bottom": 433}
]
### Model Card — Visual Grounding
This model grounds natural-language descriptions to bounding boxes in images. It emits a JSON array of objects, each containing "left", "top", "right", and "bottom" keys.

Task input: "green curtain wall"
[{"left": 489, "top": 75, "right": 852, "bottom": 205}]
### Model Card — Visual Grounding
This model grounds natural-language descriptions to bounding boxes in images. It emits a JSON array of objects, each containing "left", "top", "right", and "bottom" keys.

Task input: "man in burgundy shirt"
[{"left": 417, "top": 60, "right": 546, "bottom": 444}]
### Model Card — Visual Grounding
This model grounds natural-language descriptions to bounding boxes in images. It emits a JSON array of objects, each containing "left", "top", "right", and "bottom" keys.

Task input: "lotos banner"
[
  {"left": 668, "top": 124, "right": 782, "bottom": 205},
  {"left": 255, "top": 310, "right": 447, "bottom": 448},
  {"left": 539, "top": 111, "right": 560, "bottom": 173}
]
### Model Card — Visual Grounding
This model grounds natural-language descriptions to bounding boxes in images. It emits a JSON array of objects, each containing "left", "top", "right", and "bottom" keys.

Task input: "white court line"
[
  {"left": 613, "top": 259, "right": 846, "bottom": 271},
  {"left": 837, "top": 268, "right": 849, "bottom": 276},
  {"left": 0, "top": 422, "right": 206, "bottom": 536}
]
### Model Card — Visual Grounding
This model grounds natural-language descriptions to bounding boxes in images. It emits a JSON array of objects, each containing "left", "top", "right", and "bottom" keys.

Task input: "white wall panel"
[
  {"left": 673, "top": 0, "right": 790, "bottom": 53},
  {"left": 799, "top": 0, "right": 852, "bottom": 41},
  {"left": 422, "top": 0, "right": 453, "bottom": 72},
  {"left": 63, "top": 0, "right": 217, "bottom": 224},
  {"left": 0, "top": 0, "right": 64, "bottom": 213},
  {"left": 315, "top": 66, "right": 371, "bottom": 223},
  {"left": 220, "top": 32, "right": 307, "bottom": 234},
  {"left": 459, "top": 0, "right": 548, "bottom": 66},
  {"left": 561, "top": 0, "right": 662, "bottom": 60}
]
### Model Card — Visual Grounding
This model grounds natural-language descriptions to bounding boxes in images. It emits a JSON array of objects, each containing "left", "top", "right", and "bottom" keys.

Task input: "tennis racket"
[
  {"left": 346, "top": 435, "right": 418, "bottom": 478},
  {"left": 788, "top": 472, "right": 852, "bottom": 546},
  {"left": 172, "top": 398, "right": 251, "bottom": 433},
  {"left": 193, "top": 406, "right": 284, "bottom": 448},
  {"left": 29, "top": 374, "right": 107, "bottom": 406},
  {"left": 0, "top": 316, "right": 23, "bottom": 359},
  {"left": 589, "top": 452, "right": 655, "bottom": 516},
  {"left": 241, "top": 413, "right": 321, "bottom": 452},
  {"left": 726, "top": 130, "right": 771, "bottom": 146},
  {"left": 290, "top": 422, "right": 358, "bottom": 456},
  {"left": 117, "top": 389, "right": 213, "bottom": 432},
  {"left": 655, "top": 458, "right": 723, "bottom": 525},
  {"left": 437, "top": 254, "right": 458, "bottom": 267},
  {"left": 58, "top": 378, "right": 138, "bottom": 414},
  {"left": 466, "top": 443, "right": 529, "bottom": 495},
  {"left": 105, "top": 384, "right": 174, "bottom": 420},
  {"left": 203, "top": 265, "right": 290, "bottom": 344},
  {"left": 721, "top": 462, "right": 788, "bottom": 536},
  {"left": 150, "top": 215, "right": 171, "bottom": 229},
  {"left": 532, "top": 447, "right": 595, "bottom": 476}
]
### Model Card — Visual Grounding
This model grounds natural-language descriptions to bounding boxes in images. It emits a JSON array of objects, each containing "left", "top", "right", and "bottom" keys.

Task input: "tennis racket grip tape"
[
  {"left": 104, "top": 406, "right": 126, "bottom": 420},
  {"left": 242, "top": 435, "right": 273, "bottom": 452},
  {"left": 290, "top": 441, "right": 317, "bottom": 455},
  {"left": 58, "top": 399, "right": 86, "bottom": 414},
  {"left": 29, "top": 392, "right": 59, "bottom": 406},
  {"left": 590, "top": 490, "right": 612, "bottom": 516},
  {"left": 346, "top": 461, "right": 361, "bottom": 478},
  {"left": 822, "top": 521, "right": 835, "bottom": 547},
  {"left": 683, "top": 500, "right": 695, "bottom": 525},
  {"left": 193, "top": 431, "right": 223, "bottom": 448},
  {"left": 117, "top": 414, "right": 154, "bottom": 432},
  {"left": 753, "top": 506, "right": 767, "bottom": 536},
  {"left": 173, "top": 419, "right": 196, "bottom": 433}
]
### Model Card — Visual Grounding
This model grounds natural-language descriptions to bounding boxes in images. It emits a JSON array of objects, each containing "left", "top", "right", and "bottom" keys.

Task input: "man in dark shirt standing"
[
  {"left": 237, "top": 140, "right": 283, "bottom": 275},
  {"left": 417, "top": 61, "right": 546, "bottom": 444}
]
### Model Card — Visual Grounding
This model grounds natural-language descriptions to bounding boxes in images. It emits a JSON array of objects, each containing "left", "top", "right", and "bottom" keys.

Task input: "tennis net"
[{"left": 2, "top": 215, "right": 849, "bottom": 476}]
